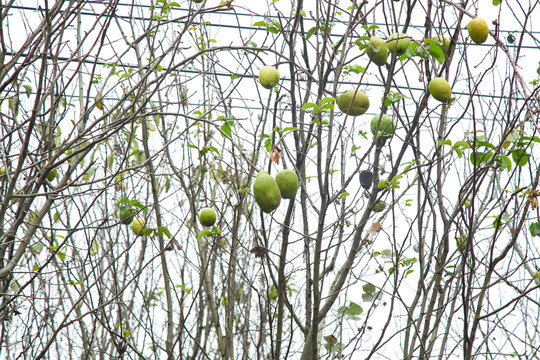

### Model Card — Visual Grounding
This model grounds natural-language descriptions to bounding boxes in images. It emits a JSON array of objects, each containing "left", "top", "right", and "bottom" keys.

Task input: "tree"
[{"left": 1, "top": 0, "right": 539, "bottom": 359}]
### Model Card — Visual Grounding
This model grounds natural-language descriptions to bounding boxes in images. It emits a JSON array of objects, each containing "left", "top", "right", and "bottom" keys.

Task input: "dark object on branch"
[{"left": 359, "top": 170, "right": 373, "bottom": 190}]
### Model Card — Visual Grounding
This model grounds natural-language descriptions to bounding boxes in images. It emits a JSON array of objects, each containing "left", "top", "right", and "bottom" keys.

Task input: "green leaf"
[
  {"left": 264, "top": 139, "right": 272, "bottom": 152},
  {"left": 89, "top": 240, "right": 100, "bottom": 256},
  {"left": 306, "top": 26, "right": 317, "bottom": 40},
  {"left": 493, "top": 0, "right": 501, "bottom": 5},
  {"left": 381, "top": 249, "right": 393, "bottom": 258},
  {"left": 302, "top": 102, "right": 317, "bottom": 111},
  {"left": 267, "top": 26, "right": 278, "bottom": 34},
  {"left": 157, "top": 226, "right": 171, "bottom": 239},
  {"left": 497, "top": 155, "right": 512, "bottom": 171},
  {"left": 362, "top": 292, "right": 377, "bottom": 302},
  {"left": 339, "top": 192, "right": 349, "bottom": 199},
  {"left": 221, "top": 122, "right": 232, "bottom": 137},
  {"left": 511, "top": 149, "right": 530, "bottom": 166},
  {"left": 529, "top": 222, "right": 540, "bottom": 237},
  {"left": 320, "top": 97, "right": 336, "bottom": 104},
  {"left": 198, "top": 229, "right": 212, "bottom": 241},
  {"left": 253, "top": 21, "right": 266, "bottom": 27},
  {"left": 338, "top": 301, "right": 363, "bottom": 319},
  {"left": 33, "top": 264, "right": 40, "bottom": 271},
  {"left": 362, "top": 283, "right": 376, "bottom": 294},
  {"left": 470, "top": 151, "right": 494, "bottom": 166},
  {"left": 438, "top": 139, "right": 452, "bottom": 146},
  {"left": 427, "top": 44, "right": 445, "bottom": 64},
  {"left": 23, "top": 84, "right": 33, "bottom": 98},
  {"left": 454, "top": 141, "right": 471, "bottom": 148},
  {"left": 281, "top": 127, "right": 298, "bottom": 132}
]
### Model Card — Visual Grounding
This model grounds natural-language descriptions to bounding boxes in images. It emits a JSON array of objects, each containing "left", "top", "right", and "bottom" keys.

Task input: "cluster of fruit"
[
  {"left": 253, "top": 169, "right": 299, "bottom": 213},
  {"left": 193, "top": 169, "right": 298, "bottom": 230},
  {"left": 172, "top": 19, "right": 491, "bottom": 233}
]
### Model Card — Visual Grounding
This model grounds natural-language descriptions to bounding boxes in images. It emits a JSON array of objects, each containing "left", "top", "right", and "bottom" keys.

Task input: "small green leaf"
[
  {"left": 306, "top": 27, "right": 317, "bottom": 40},
  {"left": 198, "top": 229, "right": 212, "bottom": 241},
  {"left": 497, "top": 155, "right": 512, "bottom": 171},
  {"left": 338, "top": 301, "right": 363, "bottom": 319},
  {"left": 157, "top": 226, "right": 171, "bottom": 239},
  {"left": 529, "top": 222, "right": 540, "bottom": 237},
  {"left": 33, "top": 264, "right": 40, "bottom": 271},
  {"left": 454, "top": 141, "right": 470, "bottom": 148},
  {"left": 23, "top": 85, "right": 33, "bottom": 98},
  {"left": 511, "top": 149, "right": 530, "bottom": 166},
  {"left": 89, "top": 240, "right": 100, "bottom": 256},
  {"left": 302, "top": 102, "right": 318, "bottom": 111},
  {"left": 362, "top": 283, "right": 376, "bottom": 294},
  {"left": 493, "top": 0, "right": 501, "bottom": 5},
  {"left": 438, "top": 139, "right": 452, "bottom": 146}
]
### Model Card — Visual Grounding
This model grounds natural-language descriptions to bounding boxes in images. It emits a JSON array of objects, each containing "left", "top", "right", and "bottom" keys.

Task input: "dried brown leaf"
[
  {"left": 270, "top": 144, "right": 282, "bottom": 165},
  {"left": 367, "top": 222, "right": 381, "bottom": 235}
]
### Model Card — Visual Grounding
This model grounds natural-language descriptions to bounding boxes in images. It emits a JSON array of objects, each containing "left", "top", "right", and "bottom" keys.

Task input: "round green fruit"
[
  {"left": 0, "top": 166, "right": 5, "bottom": 179},
  {"left": 118, "top": 206, "right": 136, "bottom": 225},
  {"left": 253, "top": 172, "right": 281, "bottom": 213},
  {"left": 429, "top": 77, "right": 452, "bottom": 103},
  {"left": 47, "top": 168, "right": 57, "bottom": 182},
  {"left": 131, "top": 217, "right": 146, "bottom": 236},
  {"left": 468, "top": 18, "right": 488, "bottom": 45},
  {"left": 370, "top": 114, "right": 395, "bottom": 136},
  {"left": 199, "top": 207, "right": 217, "bottom": 227},
  {"left": 337, "top": 89, "right": 370, "bottom": 116},
  {"left": 387, "top": 33, "right": 411, "bottom": 56},
  {"left": 365, "top": 36, "right": 388, "bottom": 66},
  {"left": 259, "top": 66, "right": 280, "bottom": 90},
  {"left": 275, "top": 169, "right": 299, "bottom": 199},
  {"left": 372, "top": 201, "right": 386, "bottom": 213}
]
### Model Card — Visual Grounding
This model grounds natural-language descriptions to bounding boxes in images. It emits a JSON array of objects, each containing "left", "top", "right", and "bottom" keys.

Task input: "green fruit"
[
  {"left": 370, "top": 114, "right": 395, "bottom": 136},
  {"left": 372, "top": 201, "right": 386, "bottom": 213},
  {"left": 275, "top": 169, "right": 299, "bottom": 199},
  {"left": 468, "top": 18, "right": 488, "bottom": 45},
  {"left": 47, "top": 168, "right": 57, "bottom": 182},
  {"left": 259, "top": 66, "right": 280, "bottom": 89},
  {"left": 429, "top": 77, "right": 452, "bottom": 103},
  {"left": 131, "top": 217, "right": 146, "bottom": 236},
  {"left": 365, "top": 36, "right": 388, "bottom": 66},
  {"left": 387, "top": 33, "right": 411, "bottom": 56},
  {"left": 118, "top": 206, "right": 136, "bottom": 225},
  {"left": 199, "top": 207, "right": 217, "bottom": 227},
  {"left": 253, "top": 172, "right": 281, "bottom": 213},
  {"left": 192, "top": 0, "right": 204, "bottom": 3},
  {"left": 0, "top": 166, "right": 5, "bottom": 179},
  {"left": 337, "top": 89, "right": 370, "bottom": 116}
]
